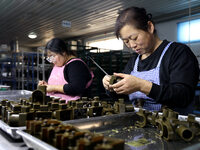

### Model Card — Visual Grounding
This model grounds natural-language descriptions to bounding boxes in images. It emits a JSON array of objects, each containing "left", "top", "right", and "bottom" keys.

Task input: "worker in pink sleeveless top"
[{"left": 38, "top": 38, "right": 94, "bottom": 103}]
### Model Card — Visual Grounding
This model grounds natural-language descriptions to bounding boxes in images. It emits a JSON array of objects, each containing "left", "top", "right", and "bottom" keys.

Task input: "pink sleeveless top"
[{"left": 47, "top": 58, "right": 94, "bottom": 102}]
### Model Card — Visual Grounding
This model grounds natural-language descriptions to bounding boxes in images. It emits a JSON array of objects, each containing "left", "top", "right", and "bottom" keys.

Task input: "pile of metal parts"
[
  {"left": 26, "top": 119, "right": 124, "bottom": 150},
  {"left": 135, "top": 108, "right": 200, "bottom": 142},
  {"left": 0, "top": 85, "right": 134, "bottom": 127}
]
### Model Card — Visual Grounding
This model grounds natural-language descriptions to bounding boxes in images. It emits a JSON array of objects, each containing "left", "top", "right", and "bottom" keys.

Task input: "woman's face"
[
  {"left": 119, "top": 23, "right": 155, "bottom": 55},
  {"left": 47, "top": 50, "right": 66, "bottom": 67}
]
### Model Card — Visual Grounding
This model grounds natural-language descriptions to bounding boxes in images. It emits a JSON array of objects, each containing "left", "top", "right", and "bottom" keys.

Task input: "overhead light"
[{"left": 28, "top": 32, "right": 37, "bottom": 39}]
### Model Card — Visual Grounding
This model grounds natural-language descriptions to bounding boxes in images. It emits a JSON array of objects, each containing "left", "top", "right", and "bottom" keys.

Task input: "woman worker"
[
  {"left": 39, "top": 38, "right": 94, "bottom": 102},
  {"left": 102, "top": 7, "right": 199, "bottom": 114}
]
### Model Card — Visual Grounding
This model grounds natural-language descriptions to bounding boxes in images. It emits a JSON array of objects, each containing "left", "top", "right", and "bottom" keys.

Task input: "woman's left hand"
[{"left": 110, "top": 73, "right": 152, "bottom": 95}]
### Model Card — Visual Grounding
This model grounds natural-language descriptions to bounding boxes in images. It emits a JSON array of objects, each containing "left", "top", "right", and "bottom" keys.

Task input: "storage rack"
[
  {"left": 0, "top": 50, "right": 50, "bottom": 91},
  {"left": 0, "top": 51, "right": 17, "bottom": 89}
]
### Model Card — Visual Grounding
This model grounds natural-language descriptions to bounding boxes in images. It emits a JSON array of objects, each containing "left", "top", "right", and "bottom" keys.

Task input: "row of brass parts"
[
  {"left": 0, "top": 85, "right": 134, "bottom": 127},
  {"left": 26, "top": 119, "right": 124, "bottom": 150},
  {"left": 135, "top": 108, "right": 200, "bottom": 142}
]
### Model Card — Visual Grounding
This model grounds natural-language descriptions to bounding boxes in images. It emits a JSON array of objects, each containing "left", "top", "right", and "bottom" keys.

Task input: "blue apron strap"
[
  {"left": 133, "top": 55, "right": 140, "bottom": 72},
  {"left": 156, "top": 42, "right": 173, "bottom": 67}
]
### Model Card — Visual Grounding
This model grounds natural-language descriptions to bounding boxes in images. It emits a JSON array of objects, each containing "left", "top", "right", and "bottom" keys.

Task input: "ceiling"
[{"left": 0, "top": 0, "right": 200, "bottom": 48}]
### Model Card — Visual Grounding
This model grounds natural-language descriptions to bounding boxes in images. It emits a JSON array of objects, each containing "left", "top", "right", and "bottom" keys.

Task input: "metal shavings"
[
  {"left": 126, "top": 138, "right": 155, "bottom": 147},
  {"left": 111, "top": 129, "right": 119, "bottom": 133}
]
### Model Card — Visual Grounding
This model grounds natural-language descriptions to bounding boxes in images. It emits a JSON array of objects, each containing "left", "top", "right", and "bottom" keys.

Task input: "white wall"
[{"left": 156, "top": 14, "right": 200, "bottom": 65}]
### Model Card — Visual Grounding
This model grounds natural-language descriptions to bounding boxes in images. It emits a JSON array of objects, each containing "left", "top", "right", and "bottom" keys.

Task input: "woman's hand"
[
  {"left": 38, "top": 80, "right": 48, "bottom": 86},
  {"left": 102, "top": 75, "right": 113, "bottom": 91},
  {"left": 46, "top": 85, "right": 55, "bottom": 92},
  {"left": 46, "top": 85, "right": 64, "bottom": 93},
  {"left": 110, "top": 73, "right": 152, "bottom": 95}
]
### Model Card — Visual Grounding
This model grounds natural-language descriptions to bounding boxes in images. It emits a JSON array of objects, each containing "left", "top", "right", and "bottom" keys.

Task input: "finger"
[
  {"left": 113, "top": 87, "right": 124, "bottom": 94},
  {"left": 110, "top": 79, "right": 124, "bottom": 88},
  {"left": 39, "top": 80, "right": 45, "bottom": 84},
  {"left": 106, "top": 74, "right": 111, "bottom": 78},
  {"left": 116, "top": 90, "right": 124, "bottom": 94},
  {"left": 103, "top": 75, "right": 110, "bottom": 82},
  {"left": 105, "top": 79, "right": 110, "bottom": 83},
  {"left": 104, "top": 85, "right": 109, "bottom": 90},
  {"left": 113, "top": 72, "right": 126, "bottom": 78},
  {"left": 38, "top": 81, "right": 43, "bottom": 85},
  {"left": 103, "top": 80, "right": 109, "bottom": 87},
  {"left": 108, "top": 85, "right": 114, "bottom": 91},
  {"left": 105, "top": 75, "right": 111, "bottom": 81},
  {"left": 104, "top": 75, "right": 111, "bottom": 78}
]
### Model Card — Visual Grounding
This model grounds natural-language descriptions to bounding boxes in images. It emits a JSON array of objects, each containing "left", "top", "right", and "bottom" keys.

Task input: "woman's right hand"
[
  {"left": 102, "top": 75, "right": 113, "bottom": 91},
  {"left": 38, "top": 80, "right": 48, "bottom": 86}
]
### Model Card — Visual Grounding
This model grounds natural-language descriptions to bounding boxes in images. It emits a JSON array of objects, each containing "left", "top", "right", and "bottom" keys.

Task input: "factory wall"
[{"left": 156, "top": 14, "right": 200, "bottom": 66}]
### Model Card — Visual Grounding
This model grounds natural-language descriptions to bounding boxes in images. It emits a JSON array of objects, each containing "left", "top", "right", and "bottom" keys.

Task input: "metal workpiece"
[
  {"left": 26, "top": 119, "right": 61, "bottom": 136},
  {"left": 186, "top": 114, "right": 200, "bottom": 136},
  {"left": 87, "top": 104, "right": 103, "bottom": 117},
  {"left": 1, "top": 111, "right": 197, "bottom": 150},
  {"left": 125, "top": 104, "right": 135, "bottom": 112},
  {"left": 52, "top": 107, "right": 72, "bottom": 121},
  {"left": 71, "top": 106, "right": 88, "bottom": 120},
  {"left": 0, "top": 89, "right": 135, "bottom": 145},
  {"left": 135, "top": 109, "right": 152, "bottom": 128},
  {"left": 161, "top": 110, "right": 195, "bottom": 142},
  {"left": 135, "top": 108, "right": 200, "bottom": 142},
  {"left": 87, "top": 96, "right": 103, "bottom": 117},
  {"left": 161, "top": 110, "right": 180, "bottom": 141},
  {"left": 113, "top": 98, "right": 134, "bottom": 114},
  {"left": 0, "top": 87, "right": 135, "bottom": 128},
  {"left": 23, "top": 119, "right": 125, "bottom": 150},
  {"left": 175, "top": 125, "right": 194, "bottom": 142},
  {"left": 109, "top": 75, "right": 122, "bottom": 85},
  {"left": 93, "top": 96, "right": 100, "bottom": 101},
  {"left": 0, "top": 86, "right": 54, "bottom": 126},
  {"left": 64, "top": 112, "right": 200, "bottom": 150},
  {"left": 102, "top": 103, "right": 115, "bottom": 116},
  {"left": 32, "top": 85, "right": 47, "bottom": 105},
  {"left": 147, "top": 111, "right": 159, "bottom": 126}
]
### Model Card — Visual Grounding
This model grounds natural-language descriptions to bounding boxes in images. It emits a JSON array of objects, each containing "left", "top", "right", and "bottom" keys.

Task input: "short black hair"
[
  {"left": 45, "top": 38, "right": 74, "bottom": 55},
  {"left": 115, "top": 7, "right": 156, "bottom": 39}
]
